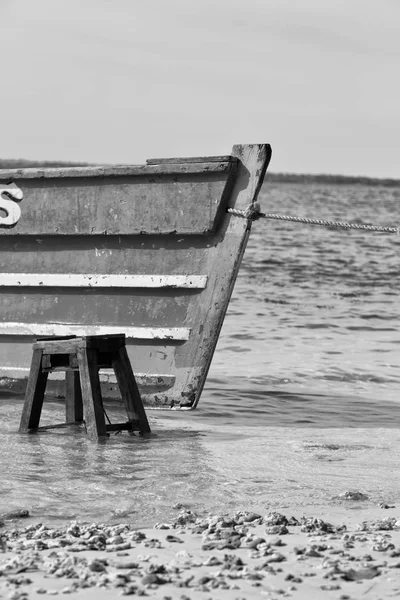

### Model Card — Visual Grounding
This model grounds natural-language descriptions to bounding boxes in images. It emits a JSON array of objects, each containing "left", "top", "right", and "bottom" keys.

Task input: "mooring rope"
[{"left": 227, "top": 203, "right": 399, "bottom": 234}]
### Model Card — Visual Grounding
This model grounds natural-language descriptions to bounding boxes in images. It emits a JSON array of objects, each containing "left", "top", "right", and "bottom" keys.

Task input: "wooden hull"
[{"left": 0, "top": 144, "right": 271, "bottom": 408}]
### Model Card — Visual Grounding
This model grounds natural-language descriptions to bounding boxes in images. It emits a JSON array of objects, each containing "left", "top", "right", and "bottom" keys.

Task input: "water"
[{"left": 1, "top": 182, "right": 399, "bottom": 527}]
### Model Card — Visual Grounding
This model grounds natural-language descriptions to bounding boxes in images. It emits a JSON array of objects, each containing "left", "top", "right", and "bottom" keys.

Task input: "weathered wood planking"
[
  {"left": 0, "top": 144, "right": 271, "bottom": 408},
  {"left": 3, "top": 367, "right": 174, "bottom": 390},
  {"left": 1, "top": 338, "right": 178, "bottom": 380},
  {"left": 0, "top": 236, "right": 208, "bottom": 274},
  {"left": 0, "top": 290, "right": 195, "bottom": 329},
  {"left": 3, "top": 366, "right": 175, "bottom": 398},
  {"left": 0, "top": 163, "right": 233, "bottom": 179},
  {"left": 0, "top": 162, "right": 236, "bottom": 235}
]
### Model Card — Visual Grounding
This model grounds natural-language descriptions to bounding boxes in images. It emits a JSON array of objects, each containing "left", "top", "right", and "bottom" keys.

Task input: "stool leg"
[
  {"left": 77, "top": 348, "right": 108, "bottom": 441},
  {"left": 65, "top": 371, "right": 84, "bottom": 423},
  {"left": 19, "top": 349, "right": 48, "bottom": 432},
  {"left": 112, "top": 346, "right": 151, "bottom": 433}
]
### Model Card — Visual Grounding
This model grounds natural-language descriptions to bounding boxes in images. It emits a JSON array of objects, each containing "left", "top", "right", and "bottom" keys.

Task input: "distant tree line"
[
  {"left": 0, "top": 159, "right": 92, "bottom": 169},
  {"left": 265, "top": 172, "right": 400, "bottom": 187},
  {"left": 0, "top": 159, "right": 399, "bottom": 187}
]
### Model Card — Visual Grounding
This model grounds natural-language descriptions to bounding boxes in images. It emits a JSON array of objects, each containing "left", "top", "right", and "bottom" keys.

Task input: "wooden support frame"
[
  {"left": 19, "top": 349, "right": 48, "bottom": 432},
  {"left": 77, "top": 348, "right": 108, "bottom": 440},
  {"left": 19, "top": 334, "right": 150, "bottom": 441},
  {"left": 112, "top": 346, "right": 151, "bottom": 433},
  {"left": 65, "top": 371, "right": 83, "bottom": 423}
]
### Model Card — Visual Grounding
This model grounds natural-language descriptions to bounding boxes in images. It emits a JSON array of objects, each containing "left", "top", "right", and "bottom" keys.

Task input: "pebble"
[
  {"left": 270, "top": 537, "right": 285, "bottom": 546},
  {"left": 245, "top": 536, "right": 266, "bottom": 549},
  {"left": 265, "top": 525, "right": 289, "bottom": 535},
  {"left": 203, "top": 555, "right": 222, "bottom": 566},
  {"left": 301, "top": 517, "right": 346, "bottom": 534},
  {"left": 264, "top": 512, "right": 289, "bottom": 526},
  {"left": 285, "top": 573, "right": 303, "bottom": 583},
  {"left": 234, "top": 511, "right": 262, "bottom": 524},
  {"left": 87, "top": 558, "right": 107, "bottom": 572},
  {"left": 358, "top": 517, "right": 400, "bottom": 531},
  {"left": 304, "top": 548, "right": 324, "bottom": 557},
  {"left": 0, "top": 510, "right": 30, "bottom": 522},
  {"left": 260, "top": 552, "right": 286, "bottom": 564},
  {"left": 154, "top": 523, "right": 173, "bottom": 530},
  {"left": 340, "top": 566, "right": 381, "bottom": 581},
  {"left": 106, "top": 534, "right": 124, "bottom": 545},
  {"left": 141, "top": 573, "right": 167, "bottom": 585},
  {"left": 373, "top": 539, "right": 395, "bottom": 552},
  {"left": 111, "top": 560, "right": 139, "bottom": 569},
  {"left": 336, "top": 491, "right": 369, "bottom": 501},
  {"left": 321, "top": 583, "right": 341, "bottom": 590},
  {"left": 165, "top": 534, "right": 184, "bottom": 543},
  {"left": 7, "top": 592, "right": 28, "bottom": 600},
  {"left": 106, "top": 542, "right": 131, "bottom": 552}
]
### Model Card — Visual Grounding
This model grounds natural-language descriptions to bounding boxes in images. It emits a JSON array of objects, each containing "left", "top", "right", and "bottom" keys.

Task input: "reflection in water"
[
  {"left": 1, "top": 398, "right": 214, "bottom": 527},
  {"left": 2, "top": 392, "right": 400, "bottom": 525}
]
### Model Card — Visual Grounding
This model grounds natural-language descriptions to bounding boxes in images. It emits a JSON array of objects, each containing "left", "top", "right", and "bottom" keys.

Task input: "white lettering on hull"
[{"left": 0, "top": 183, "right": 23, "bottom": 226}]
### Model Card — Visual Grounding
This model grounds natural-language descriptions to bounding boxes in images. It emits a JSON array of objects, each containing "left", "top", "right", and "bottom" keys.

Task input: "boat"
[{"left": 0, "top": 143, "right": 271, "bottom": 409}]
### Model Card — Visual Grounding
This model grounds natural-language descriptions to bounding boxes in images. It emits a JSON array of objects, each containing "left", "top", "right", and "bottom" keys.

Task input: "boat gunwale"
[{"left": 0, "top": 160, "right": 235, "bottom": 180}]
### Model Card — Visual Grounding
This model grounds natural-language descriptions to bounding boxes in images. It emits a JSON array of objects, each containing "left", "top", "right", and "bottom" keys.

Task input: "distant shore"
[
  {"left": 266, "top": 172, "right": 400, "bottom": 187},
  {"left": 1, "top": 158, "right": 400, "bottom": 187}
]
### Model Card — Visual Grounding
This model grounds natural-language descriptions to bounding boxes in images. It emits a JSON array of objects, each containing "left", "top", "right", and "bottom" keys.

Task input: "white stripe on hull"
[
  {"left": 0, "top": 274, "right": 207, "bottom": 289},
  {"left": 0, "top": 322, "right": 190, "bottom": 340}
]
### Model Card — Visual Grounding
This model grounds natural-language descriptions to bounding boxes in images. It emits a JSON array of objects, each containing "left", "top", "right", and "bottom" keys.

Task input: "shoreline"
[{"left": 1, "top": 505, "right": 400, "bottom": 599}]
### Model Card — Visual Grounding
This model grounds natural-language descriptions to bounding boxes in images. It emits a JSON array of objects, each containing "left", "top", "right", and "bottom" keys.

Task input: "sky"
[{"left": 0, "top": 0, "right": 400, "bottom": 177}]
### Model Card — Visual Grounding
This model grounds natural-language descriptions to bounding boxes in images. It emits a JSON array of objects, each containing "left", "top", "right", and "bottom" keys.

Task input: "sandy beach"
[{"left": 1, "top": 504, "right": 400, "bottom": 600}]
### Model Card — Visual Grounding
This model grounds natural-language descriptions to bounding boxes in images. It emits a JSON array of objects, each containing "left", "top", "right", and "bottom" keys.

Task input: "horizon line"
[{"left": 0, "top": 158, "right": 399, "bottom": 186}]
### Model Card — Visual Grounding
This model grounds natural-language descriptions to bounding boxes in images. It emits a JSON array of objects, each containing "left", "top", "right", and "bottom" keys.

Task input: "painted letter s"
[{"left": 0, "top": 183, "right": 23, "bottom": 226}]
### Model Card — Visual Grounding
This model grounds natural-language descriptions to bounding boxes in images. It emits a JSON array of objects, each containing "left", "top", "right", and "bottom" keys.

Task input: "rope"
[{"left": 227, "top": 203, "right": 400, "bottom": 234}]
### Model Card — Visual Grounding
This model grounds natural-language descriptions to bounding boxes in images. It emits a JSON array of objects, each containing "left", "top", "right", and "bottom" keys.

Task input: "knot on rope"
[{"left": 227, "top": 202, "right": 262, "bottom": 221}]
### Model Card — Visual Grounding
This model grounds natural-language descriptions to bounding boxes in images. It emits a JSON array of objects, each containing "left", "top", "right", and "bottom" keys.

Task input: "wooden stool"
[{"left": 19, "top": 334, "right": 151, "bottom": 441}]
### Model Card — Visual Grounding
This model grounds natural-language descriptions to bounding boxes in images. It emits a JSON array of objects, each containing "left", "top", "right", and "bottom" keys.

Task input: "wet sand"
[{"left": 1, "top": 505, "right": 400, "bottom": 599}]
